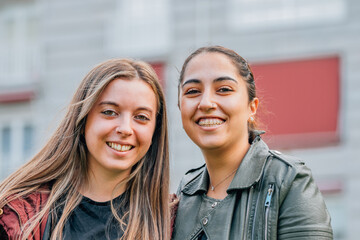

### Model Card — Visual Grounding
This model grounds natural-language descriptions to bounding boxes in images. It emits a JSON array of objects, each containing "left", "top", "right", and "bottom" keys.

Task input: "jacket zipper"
[
  {"left": 264, "top": 184, "right": 274, "bottom": 240},
  {"left": 251, "top": 156, "right": 271, "bottom": 240}
]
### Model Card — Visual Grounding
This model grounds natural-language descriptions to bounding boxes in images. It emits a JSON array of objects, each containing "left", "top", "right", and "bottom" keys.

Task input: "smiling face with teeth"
[
  {"left": 84, "top": 77, "right": 157, "bottom": 180},
  {"left": 179, "top": 52, "right": 258, "bottom": 153}
]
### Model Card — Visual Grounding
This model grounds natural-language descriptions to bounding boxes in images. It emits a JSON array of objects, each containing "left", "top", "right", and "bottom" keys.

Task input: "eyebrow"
[
  {"left": 182, "top": 76, "right": 238, "bottom": 87},
  {"left": 214, "top": 76, "right": 238, "bottom": 84},
  {"left": 182, "top": 79, "right": 200, "bottom": 87},
  {"left": 99, "top": 101, "right": 154, "bottom": 114},
  {"left": 99, "top": 101, "right": 119, "bottom": 107}
]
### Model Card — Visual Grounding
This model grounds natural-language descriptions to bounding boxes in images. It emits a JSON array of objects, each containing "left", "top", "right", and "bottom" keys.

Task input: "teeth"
[
  {"left": 107, "top": 142, "right": 132, "bottom": 152},
  {"left": 198, "top": 118, "right": 224, "bottom": 127}
]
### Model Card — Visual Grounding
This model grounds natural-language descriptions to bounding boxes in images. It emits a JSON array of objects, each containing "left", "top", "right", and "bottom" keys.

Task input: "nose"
[
  {"left": 198, "top": 91, "right": 216, "bottom": 111},
  {"left": 115, "top": 116, "right": 133, "bottom": 137}
]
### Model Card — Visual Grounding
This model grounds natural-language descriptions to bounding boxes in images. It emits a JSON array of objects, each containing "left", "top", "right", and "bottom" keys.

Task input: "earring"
[{"left": 249, "top": 116, "right": 254, "bottom": 122}]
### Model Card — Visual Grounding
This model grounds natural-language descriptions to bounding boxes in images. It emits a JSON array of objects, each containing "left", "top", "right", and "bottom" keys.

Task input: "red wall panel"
[
  {"left": 251, "top": 56, "right": 340, "bottom": 149},
  {"left": 151, "top": 62, "right": 165, "bottom": 88}
]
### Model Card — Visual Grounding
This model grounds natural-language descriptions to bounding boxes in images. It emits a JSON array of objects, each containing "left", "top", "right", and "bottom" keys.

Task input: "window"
[
  {"left": 1, "top": 126, "right": 11, "bottom": 177},
  {"left": 107, "top": 0, "right": 170, "bottom": 58},
  {"left": 252, "top": 56, "right": 340, "bottom": 149},
  {"left": 228, "top": 0, "right": 346, "bottom": 30},
  {"left": 23, "top": 125, "right": 34, "bottom": 158},
  {"left": 1, "top": 126, "right": 11, "bottom": 158},
  {"left": 0, "top": 3, "right": 41, "bottom": 88},
  {"left": 0, "top": 122, "right": 35, "bottom": 178}
]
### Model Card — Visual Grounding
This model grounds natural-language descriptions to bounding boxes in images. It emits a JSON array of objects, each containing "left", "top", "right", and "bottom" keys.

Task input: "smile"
[
  {"left": 197, "top": 118, "right": 225, "bottom": 127},
  {"left": 106, "top": 142, "right": 134, "bottom": 152}
]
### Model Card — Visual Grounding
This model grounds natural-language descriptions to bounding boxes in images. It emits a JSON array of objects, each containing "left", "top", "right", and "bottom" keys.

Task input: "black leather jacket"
[{"left": 172, "top": 136, "right": 333, "bottom": 240}]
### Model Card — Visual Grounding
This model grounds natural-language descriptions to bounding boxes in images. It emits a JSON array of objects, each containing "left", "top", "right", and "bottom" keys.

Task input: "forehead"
[
  {"left": 183, "top": 52, "right": 239, "bottom": 81},
  {"left": 97, "top": 78, "right": 157, "bottom": 108}
]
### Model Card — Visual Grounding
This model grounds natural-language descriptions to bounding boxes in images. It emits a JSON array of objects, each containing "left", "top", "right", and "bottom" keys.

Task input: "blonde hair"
[{"left": 0, "top": 59, "right": 170, "bottom": 240}]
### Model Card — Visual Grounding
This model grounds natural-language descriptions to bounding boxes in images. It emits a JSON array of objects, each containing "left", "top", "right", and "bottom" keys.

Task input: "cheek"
[
  {"left": 84, "top": 118, "right": 112, "bottom": 146},
  {"left": 180, "top": 98, "right": 197, "bottom": 118},
  {"left": 226, "top": 94, "right": 251, "bottom": 112},
  {"left": 138, "top": 124, "right": 156, "bottom": 145},
  {"left": 229, "top": 104, "right": 252, "bottom": 123},
  {"left": 84, "top": 125, "right": 99, "bottom": 151},
  {"left": 84, "top": 120, "right": 94, "bottom": 145}
]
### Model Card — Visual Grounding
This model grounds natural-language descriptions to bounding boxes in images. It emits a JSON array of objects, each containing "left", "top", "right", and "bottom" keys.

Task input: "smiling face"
[
  {"left": 84, "top": 77, "right": 157, "bottom": 180},
  {"left": 179, "top": 52, "right": 258, "bottom": 152}
]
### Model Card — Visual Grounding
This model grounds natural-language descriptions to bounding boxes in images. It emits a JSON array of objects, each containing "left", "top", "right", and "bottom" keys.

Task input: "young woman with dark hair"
[{"left": 172, "top": 46, "right": 333, "bottom": 239}]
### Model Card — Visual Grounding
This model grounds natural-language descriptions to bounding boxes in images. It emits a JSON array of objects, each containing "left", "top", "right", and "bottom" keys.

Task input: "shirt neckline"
[{"left": 81, "top": 193, "right": 125, "bottom": 206}]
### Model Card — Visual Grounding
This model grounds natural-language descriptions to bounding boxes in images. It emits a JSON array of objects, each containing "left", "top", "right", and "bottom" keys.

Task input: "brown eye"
[
  {"left": 102, "top": 110, "right": 117, "bottom": 116},
  {"left": 218, "top": 87, "right": 233, "bottom": 93},
  {"left": 185, "top": 88, "right": 200, "bottom": 95},
  {"left": 135, "top": 114, "right": 150, "bottom": 121}
]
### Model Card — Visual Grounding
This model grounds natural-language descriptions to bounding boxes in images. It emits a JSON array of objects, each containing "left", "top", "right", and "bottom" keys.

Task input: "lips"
[
  {"left": 106, "top": 142, "right": 134, "bottom": 152},
  {"left": 197, "top": 117, "right": 225, "bottom": 127}
]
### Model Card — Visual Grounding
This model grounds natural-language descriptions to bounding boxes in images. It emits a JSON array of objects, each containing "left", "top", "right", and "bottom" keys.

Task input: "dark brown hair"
[{"left": 178, "top": 45, "right": 258, "bottom": 143}]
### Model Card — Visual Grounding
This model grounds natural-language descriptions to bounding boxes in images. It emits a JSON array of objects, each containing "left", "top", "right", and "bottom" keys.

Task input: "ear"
[{"left": 249, "top": 97, "right": 259, "bottom": 116}]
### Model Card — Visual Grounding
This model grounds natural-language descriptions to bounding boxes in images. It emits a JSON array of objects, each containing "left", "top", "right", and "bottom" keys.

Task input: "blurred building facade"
[{"left": 0, "top": 0, "right": 359, "bottom": 239}]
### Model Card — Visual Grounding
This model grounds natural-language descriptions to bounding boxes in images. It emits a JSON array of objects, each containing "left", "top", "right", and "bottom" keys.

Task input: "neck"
[
  {"left": 80, "top": 169, "right": 129, "bottom": 202},
  {"left": 203, "top": 137, "right": 251, "bottom": 199}
]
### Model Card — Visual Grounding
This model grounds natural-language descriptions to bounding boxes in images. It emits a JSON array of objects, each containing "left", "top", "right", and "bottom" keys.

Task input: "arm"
[
  {"left": 169, "top": 193, "right": 179, "bottom": 237},
  {"left": 277, "top": 164, "right": 333, "bottom": 239},
  {"left": 0, "top": 205, "right": 19, "bottom": 240}
]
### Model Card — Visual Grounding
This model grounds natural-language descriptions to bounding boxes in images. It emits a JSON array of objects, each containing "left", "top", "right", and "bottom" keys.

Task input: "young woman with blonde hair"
[{"left": 0, "top": 59, "right": 171, "bottom": 239}]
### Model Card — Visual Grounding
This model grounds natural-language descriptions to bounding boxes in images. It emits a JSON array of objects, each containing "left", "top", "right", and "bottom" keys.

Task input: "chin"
[
  {"left": 196, "top": 141, "right": 224, "bottom": 150},
  {"left": 190, "top": 135, "right": 221, "bottom": 148}
]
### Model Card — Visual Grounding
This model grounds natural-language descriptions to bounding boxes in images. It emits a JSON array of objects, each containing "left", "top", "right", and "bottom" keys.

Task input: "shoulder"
[
  {"left": 0, "top": 203, "right": 19, "bottom": 239},
  {"left": 0, "top": 186, "right": 50, "bottom": 238},
  {"left": 268, "top": 149, "right": 304, "bottom": 167},
  {"left": 24, "top": 187, "right": 51, "bottom": 207},
  {"left": 267, "top": 151, "right": 333, "bottom": 237},
  {"left": 264, "top": 150, "right": 323, "bottom": 205},
  {"left": 7, "top": 186, "right": 50, "bottom": 213},
  {"left": 267, "top": 149, "right": 309, "bottom": 177},
  {"left": 264, "top": 149, "right": 314, "bottom": 190}
]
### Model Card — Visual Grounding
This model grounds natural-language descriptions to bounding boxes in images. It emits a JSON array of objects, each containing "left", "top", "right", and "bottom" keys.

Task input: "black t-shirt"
[
  {"left": 198, "top": 231, "right": 208, "bottom": 240},
  {"left": 43, "top": 193, "right": 127, "bottom": 240}
]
